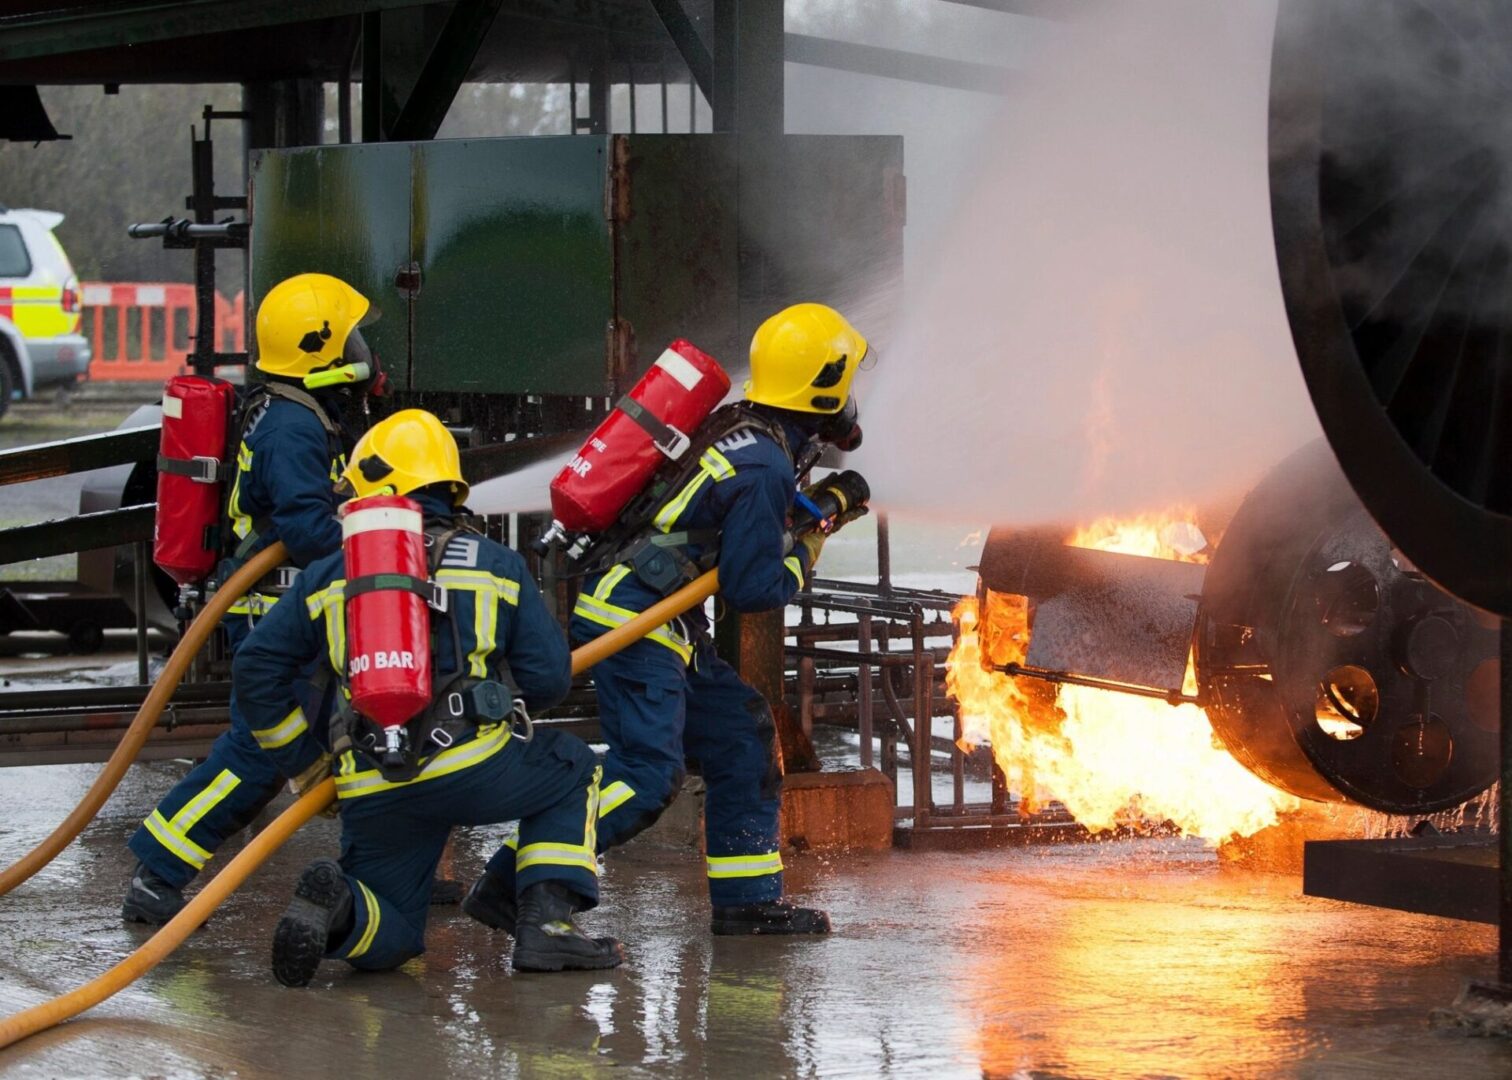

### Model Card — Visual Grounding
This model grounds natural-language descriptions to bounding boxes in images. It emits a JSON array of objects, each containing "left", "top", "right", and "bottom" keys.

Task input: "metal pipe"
[
  {"left": 877, "top": 511, "right": 892, "bottom": 596},
  {"left": 858, "top": 614, "right": 874, "bottom": 769},
  {"left": 996, "top": 662, "right": 1201, "bottom": 706},
  {"left": 338, "top": 78, "right": 351, "bottom": 143},
  {"left": 133, "top": 540, "right": 149, "bottom": 685},
  {"left": 912, "top": 615, "right": 931, "bottom": 824},
  {"left": 1500, "top": 617, "right": 1510, "bottom": 982},
  {"left": 660, "top": 63, "right": 669, "bottom": 132}
]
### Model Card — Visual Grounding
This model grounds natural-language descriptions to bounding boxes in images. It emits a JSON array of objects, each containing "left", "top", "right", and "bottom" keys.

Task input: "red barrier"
[{"left": 81, "top": 283, "right": 246, "bottom": 382}]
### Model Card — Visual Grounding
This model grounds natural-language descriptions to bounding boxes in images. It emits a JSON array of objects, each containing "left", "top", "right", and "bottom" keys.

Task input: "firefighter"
[
  {"left": 239, "top": 409, "right": 620, "bottom": 984},
  {"left": 462, "top": 302, "right": 869, "bottom": 937},
  {"left": 122, "top": 273, "right": 379, "bottom": 924}
]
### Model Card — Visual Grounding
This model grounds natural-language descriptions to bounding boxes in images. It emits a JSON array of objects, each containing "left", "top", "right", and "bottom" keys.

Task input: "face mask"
[{"left": 816, "top": 396, "right": 863, "bottom": 452}]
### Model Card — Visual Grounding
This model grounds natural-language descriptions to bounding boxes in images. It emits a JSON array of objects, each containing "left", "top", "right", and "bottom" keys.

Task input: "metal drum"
[{"left": 1197, "top": 442, "right": 1500, "bottom": 813}]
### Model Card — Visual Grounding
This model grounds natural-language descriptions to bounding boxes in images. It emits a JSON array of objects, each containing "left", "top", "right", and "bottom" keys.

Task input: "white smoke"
[{"left": 855, "top": 0, "right": 1321, "bottom": 526}]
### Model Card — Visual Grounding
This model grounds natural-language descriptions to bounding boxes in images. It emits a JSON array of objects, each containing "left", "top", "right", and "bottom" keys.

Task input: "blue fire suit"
[
  {"left": 128, "top": 389, "right": 348, "bottom": 889},
  {"left": 238, "top": 495, "right": 596, "bottom": 971},
  {"left": 488, "top": 415, "right": 814, "bottom": 908}
]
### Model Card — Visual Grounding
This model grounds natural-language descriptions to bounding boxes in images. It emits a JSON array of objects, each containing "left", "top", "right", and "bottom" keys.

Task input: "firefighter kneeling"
[{"left": 235, "top": 409, "right": 622, "bottom": 984}]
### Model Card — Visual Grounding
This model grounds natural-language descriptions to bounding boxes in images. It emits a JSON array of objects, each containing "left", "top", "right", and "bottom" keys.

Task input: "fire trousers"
[
  {"left": 484, "top": 631, "right": 785, "bottom": 907},
  {"left": 129, "top": 619, "right": 327, "bottom": 890},
  {"left": 326, "top": 726, "right": 600, "bottom": 971}
]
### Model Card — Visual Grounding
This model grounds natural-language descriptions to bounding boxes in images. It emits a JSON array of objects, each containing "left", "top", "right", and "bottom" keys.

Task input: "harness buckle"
[
  {"left": 428, "top": 581, "right": 449, "bottom": 613},
  {"left": 274, "top": 565, "right": 299, "bottom": 590},
  {"left": 446, "top": 691, "right": 466, "bottom": 718},
  {"left": 190, "top": 455, "right": 222, "bottom": 483},
  {"left": 511, "top": 699, "right": 534, "bottom": 742},
  {"left": 429, "top": 726, "right": 455, "bottom": 748},
  {"left": 653, "top": 424, "right": 691, "bottom": 461}
]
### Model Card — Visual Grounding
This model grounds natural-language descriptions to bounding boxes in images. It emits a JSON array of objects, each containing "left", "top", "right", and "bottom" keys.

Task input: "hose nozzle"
[{"left": 793, "top": 469, "right": 870, "bottom": 535}]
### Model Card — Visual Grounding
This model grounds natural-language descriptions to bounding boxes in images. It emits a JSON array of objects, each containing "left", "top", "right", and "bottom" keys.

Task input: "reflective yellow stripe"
[
  {"left": 346, "top": 880, "right": 381, "bottom": 959},
  {"left": 252, "top": 707, "right": 308, "bottom": 751},
  {"left": 586, "top": 765, "right": 601, "bottom": 855},
  {"left": 706, "top": 851, "right": 784, "bottom": 879},
  {"left": 598, "top": 780, "right": 635, "bottom": 818},
  {"left": 335, "top": 723, "right": 513, "bottom": 799},
  {"left": 785, "top": 555, "right": 804, "bottom": 588},
  {"left": 306, "top": 579, "right": 347, "bottom": 676},
  {"left": 143, "top": 809, "right": 213, "bottom": 870},
  {"left": 573, "top": 593, "right": 692, "bottom": 662},
  {"left": 170, "top": 768, "right": 241, "bottom": 834},
  {"left": 515, "top": 842, "right": 598, "bottom": 874},
  {"left": 227, "top": 591, "right": 281, "bottom": 618},
  {"left": 142, "top": 768, "right": 242, "bottom": 869},
  {"left": 434, "top": 569, "right": 520, "bottom": 605},
  {"left": 433, "top": 570, "right": 519, "bottom": 679},
  {"left": 228, "top": 443, "right": 254, "bottom": 540},
  {"left": 593, "top": 564, "right": 632, "bottom": 601},
  {"left": 504, "top": 835, "right": 519, "bottom": 851},
  {"left": 652, "top": 447, "right": 736, "bottom": 532}
]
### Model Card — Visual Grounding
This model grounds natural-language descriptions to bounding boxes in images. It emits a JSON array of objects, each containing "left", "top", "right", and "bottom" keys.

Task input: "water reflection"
[{"left": 4, "top": 769, "right": 1510, "bottom": 1079}]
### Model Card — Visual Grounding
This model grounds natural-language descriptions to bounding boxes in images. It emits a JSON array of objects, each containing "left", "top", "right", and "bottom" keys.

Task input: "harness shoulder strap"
[{"left": 262, "top": 381, "right": 342, "bottom": 441}]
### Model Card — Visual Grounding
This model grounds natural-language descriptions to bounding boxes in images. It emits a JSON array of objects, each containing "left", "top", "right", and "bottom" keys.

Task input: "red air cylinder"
[
  {"left": 548, "top": 340, "right": 730, "bottom": 536},
  {"left": 153, "top": 374, "right": 235, "bottom": 586},
  {"left": 341, "top": 494, "right": 432, "bottom": 731}
]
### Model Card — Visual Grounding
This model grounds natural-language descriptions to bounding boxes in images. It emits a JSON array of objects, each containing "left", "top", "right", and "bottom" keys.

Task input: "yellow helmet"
[
  {"left": 745, "top": 303, "right": 869, "bottom": 415},
  {"left": 255, "top": 273, "right": 371, "bottom": 379},
  {"left": 341, "top": 409, "right": 469, "bottom": 505}
]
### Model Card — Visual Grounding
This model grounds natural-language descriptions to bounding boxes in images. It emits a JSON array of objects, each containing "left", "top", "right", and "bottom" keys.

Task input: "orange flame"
[{"left": 948, "top": 510, "right": 1298, "bottom": 842}]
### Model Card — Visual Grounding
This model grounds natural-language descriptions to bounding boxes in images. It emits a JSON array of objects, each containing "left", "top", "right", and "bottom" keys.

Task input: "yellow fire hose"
[
  {"left": 0, "top": 542, "right": 291, "bottom": 898},
  {"left": 0, "top": 566, "right": 720, "bottom": 1051}
]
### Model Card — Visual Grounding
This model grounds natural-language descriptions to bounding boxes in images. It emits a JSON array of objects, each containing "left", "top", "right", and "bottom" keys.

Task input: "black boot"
[
  {"left": 272, "top": 859, "right": 353, "bottom": 988},
  {"left": 461, "top": 870, "right": 517, "bottom": 935},
  {"left": 122, "top": 862, "right": 186, "bottom": 926},
  {"left": 512, "top": 882, "right": 624, "bottom": 973},
  {"left": 711, "top": 899, "right": 832, "bottom": 936}
]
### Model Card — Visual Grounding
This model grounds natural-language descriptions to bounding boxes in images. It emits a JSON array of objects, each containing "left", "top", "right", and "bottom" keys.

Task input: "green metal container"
[{"left": 250, "top": 134, "right": 902, "bottom": 404}]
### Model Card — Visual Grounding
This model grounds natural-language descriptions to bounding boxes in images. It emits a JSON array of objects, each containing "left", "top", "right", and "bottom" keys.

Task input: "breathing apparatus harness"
[
  {"left": 328, "top": 516, "right": 532, "bottom": 784},
  {"left": 195, "top": 380, "right": 350, "bottom": 615},
  {"left": 569, "top": 401, "right": 803, "bottom": 598}
]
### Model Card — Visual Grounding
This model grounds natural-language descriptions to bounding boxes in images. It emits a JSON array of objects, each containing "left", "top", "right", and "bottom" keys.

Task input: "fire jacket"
[
  {"left": 233, "top": 492, "right": 573, "bottom": 787},
  {"left": 571, "top": 414, "right": 812, "bottom": 662}
]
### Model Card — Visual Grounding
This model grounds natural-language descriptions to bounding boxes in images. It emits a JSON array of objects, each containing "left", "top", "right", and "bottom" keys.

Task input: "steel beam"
[
  {"left": 0, "top": 506, "right": 154, "bottom": 566},
  {"left": 0, "top": 0, "right": 451, "bottom": 64},
  {"left": 0, "top": 425, "right": 158, "bottom": 487},
  {"left": 784, "top": 33, "right": 1015, "bottom": 95},
  {"left": 648, "top": 0, "right": 713, "bottom": 100},
  {"left": 388, "top": 0, "right": 507, "bottom": 142},
  {"left": 936, "top": 0, "right": 1098, "bottom": 17}
]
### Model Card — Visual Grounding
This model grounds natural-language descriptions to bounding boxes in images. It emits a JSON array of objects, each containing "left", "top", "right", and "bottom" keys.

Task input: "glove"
[
  {"left": 797, "top": 528, "right": 827, "bottom": 573},
  {"left": 289, "top": 752, "right": 336, "bottom": 816}
]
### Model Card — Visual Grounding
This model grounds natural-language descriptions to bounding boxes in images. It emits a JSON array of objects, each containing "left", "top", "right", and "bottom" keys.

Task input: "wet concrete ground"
[{"left": 0, "top": 760, "right": 1508, "bottom": 1078}]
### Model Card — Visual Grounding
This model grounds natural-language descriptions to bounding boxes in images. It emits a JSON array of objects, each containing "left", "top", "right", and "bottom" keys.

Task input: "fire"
[{"left": 948, "top": 509, "right": 1298, "bottom": 842}]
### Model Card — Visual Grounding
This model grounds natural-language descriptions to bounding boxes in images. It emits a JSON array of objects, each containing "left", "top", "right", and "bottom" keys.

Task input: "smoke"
[
  {"left": 855, "top": 0, "right": 1321, "bottom": 527},
  {"left": 469, "top": 451, "right": 570, "bottom": 515}
]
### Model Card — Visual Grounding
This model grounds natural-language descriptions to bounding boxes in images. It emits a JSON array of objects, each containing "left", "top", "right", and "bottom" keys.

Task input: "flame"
[{"left": 948, "top": 509, "right": 1298, "bottom": 842}]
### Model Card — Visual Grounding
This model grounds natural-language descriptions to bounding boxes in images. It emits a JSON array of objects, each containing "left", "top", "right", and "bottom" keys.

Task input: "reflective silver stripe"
[
  {"left": 706, "top": 851, "right": 784, "bottom": 879},
  {"left": 598, "top": 780, "right": 636, "bottom": 817},
  {"left": 142, "top": 809, "right": 212, "bottom": 869},
  {"left": 252, "top": 707, "right": 308, "bottom": 750},
  {"left": 515, "top": 842, "right": 598, "bottom": 874}
]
